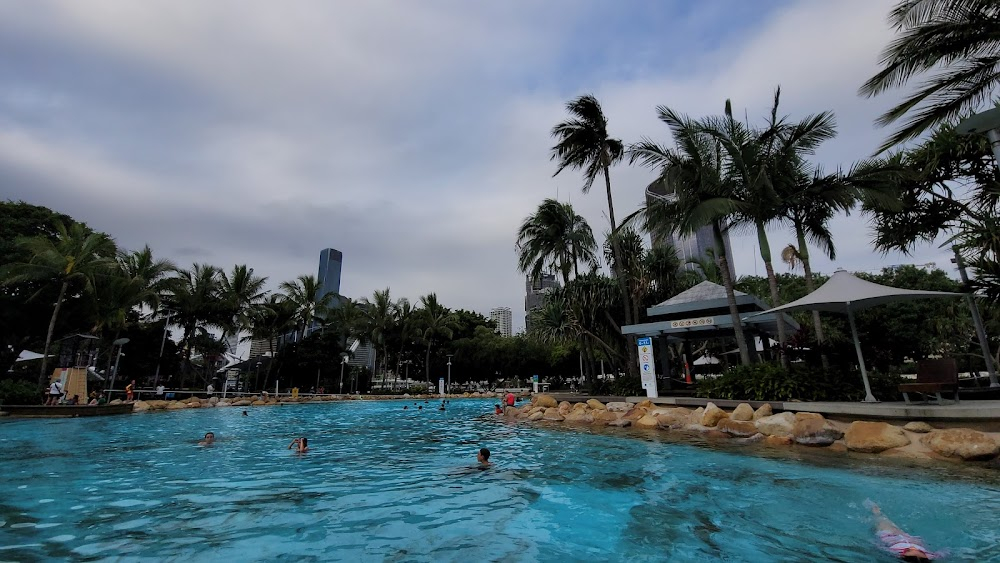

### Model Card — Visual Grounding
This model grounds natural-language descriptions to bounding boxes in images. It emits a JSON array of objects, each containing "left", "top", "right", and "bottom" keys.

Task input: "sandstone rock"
[
  {"left": 752, "top": 404, "right": 773, "bottom": 421},
  {"left": 542, "top": 407, "right": 564, "bottom": 421},
  {"left": 702, "top": 430, "right": 730, "bottom": 440},
  {"left": 133, "top": 401, "right": 150, "bottom": 412},
  {"left": 792, "top": 418, "right": 843, "bottom": 446},
  {"left": 622, "top": 407, "right": 648, "bottom": 421},
  {"left": 636, "top": 400, "right": 653, "bottom": 409},
  {"left": 208, "top": 396, "right": 219, "bottom": 406},
  {"left": 701, "top": 402, "right": 728, "bottom": 427},
  {"left": 504, "top": 406, "right": 518, "bottom": 416},
  {"left": 572, "top": 402, "right": 588, "bottom": 411},
  {"left": 716, "top": 418, "right": 759, "bottom": 437},
  {"left": 794, "top": 412, "right": 823, "bottom": 421},
  {"left": 689, "top": 407, "right": 705, "bottom": 424},
  {"left": 110, "top": 399, "right": 123, "bottom": 405},
  {"left": 186, "top": 401, "right": 202, "bottom": 409},
  {"left": 903, "top": 421, "right": 934, "bottom": 433},
  {"left": 922, "top": 428, "right": 1000, "bottom": 461},
  {"left": 564, "top": 411, "right": 595, "bottom": 424},
  {"left": 528, "top": 411, "right": 544, "bottom": 421},
  {"left": 216, "top": 401, "right": 231, "bottom": 407},
  {"left": 635, "top": 414, "right": 660, "bottom": 428},
  {"left": 734, "top": 433, "right": 766, "bottom": 444},
  {"left": 166, "top": 401, "right": 187, "bottom": 410},
  {"left": 251, "top": 400, "right": 267, "bottom": 406},
  {"left": 592, "top": 410, "right": 620, "bottom": 423},
  {"left": 586, "top": 399, "right": 607, "bottom": 411},
  {"left": 656, "top": 409, "right": 691, "bottom": 429},
  {"left": 233, "top": 399, "right": 252, "bottom": 407},
  {"left": 607, "top": 418, "right": 632, "bottom": 427},
  {"left": 730, "top": 403, "right": 754, "bottom": 422},
  {"left": 844, "top": 421, "right": 910, "bottom": 453},
  {"left": 764, "top": 435, "right": 794, "bottom": 447},
  {"left": 755, "top": 412, "right": 797, "bottom": 437},
  {"left": 558, "top": 401, "right": 572, "bottom": 414},
  {"left": 605, "top": 402, "right": 632, "bottom": 412},
  {"left": 533, "top": 394, "right": 558, "bottom": 408}
]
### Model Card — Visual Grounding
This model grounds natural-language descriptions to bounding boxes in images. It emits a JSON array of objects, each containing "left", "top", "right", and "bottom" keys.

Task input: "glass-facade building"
[{"left": 317, "top": 248, "right": 343, "bottom": 304}]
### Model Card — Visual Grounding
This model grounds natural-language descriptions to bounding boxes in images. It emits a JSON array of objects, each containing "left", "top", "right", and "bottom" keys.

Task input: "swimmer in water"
[
  {"left": 199, "top": 432, "right": 215, "bottom": 446},
  {"left": 477, "top": 447, "right": 491, "bottom": 468},
  {"left": 288, "top": 437, "right": 309, "bottom": 453}
]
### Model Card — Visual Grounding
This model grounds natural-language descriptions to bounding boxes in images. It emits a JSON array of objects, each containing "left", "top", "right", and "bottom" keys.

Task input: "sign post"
[
  {"left": 636, "top": 337, "right": 658, "bottom": 398},
  {"left": 438, "top": 377, "right": 445, "bottom": 396}
]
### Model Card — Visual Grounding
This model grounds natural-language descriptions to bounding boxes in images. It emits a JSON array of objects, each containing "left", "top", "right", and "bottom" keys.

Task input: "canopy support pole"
[{"left": 847, "top": 305, "right": 877, "bottom": 402}]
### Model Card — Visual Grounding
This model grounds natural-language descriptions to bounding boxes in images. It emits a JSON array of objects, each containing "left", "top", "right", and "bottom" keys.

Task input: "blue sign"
[
  {"left": 636, "top": 337, "right": 652, "bottom": 346},
  {"left": 643, "top": 364, "right": 650, "bottom": 371}
]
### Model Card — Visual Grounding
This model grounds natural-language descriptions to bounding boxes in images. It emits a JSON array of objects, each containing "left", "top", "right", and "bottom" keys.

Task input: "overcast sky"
[{"left": 0, "top": 0, "right": 951, "bottom": 332}]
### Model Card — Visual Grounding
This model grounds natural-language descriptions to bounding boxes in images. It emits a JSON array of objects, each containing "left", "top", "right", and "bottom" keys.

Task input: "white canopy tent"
[{"left": 748, "top": 270, "right": 964, "bottom": 402}]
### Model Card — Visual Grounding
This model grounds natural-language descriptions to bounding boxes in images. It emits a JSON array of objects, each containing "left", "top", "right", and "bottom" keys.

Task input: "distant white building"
[{"left": 490, "top": 306, "right": 513, "bottom": 337}]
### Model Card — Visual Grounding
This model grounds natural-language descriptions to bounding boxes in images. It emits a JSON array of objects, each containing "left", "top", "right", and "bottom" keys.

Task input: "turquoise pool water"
[{"left": 1, "top": 399, "right": 999, "bottom": 561}]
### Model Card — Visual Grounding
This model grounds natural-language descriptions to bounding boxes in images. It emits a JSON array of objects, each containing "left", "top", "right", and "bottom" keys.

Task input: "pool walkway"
[{"left": 547, "top": 393, "right": 1000, "bottom": 424}]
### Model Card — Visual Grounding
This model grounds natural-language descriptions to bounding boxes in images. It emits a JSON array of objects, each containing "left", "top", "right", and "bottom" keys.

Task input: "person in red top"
[
  {"left": 125, "top": 380, "right": 135, "bottom": 402},
  {"left": 505, "top": 392, "right": 515, "bottom": 407}
]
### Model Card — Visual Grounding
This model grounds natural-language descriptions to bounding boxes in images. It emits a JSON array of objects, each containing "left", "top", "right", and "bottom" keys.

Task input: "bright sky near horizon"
[{"left": 0, "top": 0, "right": 952, "bottom": 333}]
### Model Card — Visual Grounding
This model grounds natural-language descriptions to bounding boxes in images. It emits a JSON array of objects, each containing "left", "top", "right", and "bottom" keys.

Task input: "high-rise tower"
[
  {"left": 490, "top": 307, "right": 513, "bottom": 337},
  {"left": 317, "top": 248, "right": 343, "bottom": 304},
  {"left": 524, "top": 273, "right": 559, "bottom": 332}
]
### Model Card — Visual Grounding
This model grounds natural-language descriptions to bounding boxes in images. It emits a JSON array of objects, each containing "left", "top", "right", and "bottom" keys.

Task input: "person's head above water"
[
  {"left": 477, "top": 448, "right": 491, "bottom": 465},
  {"left": 200, "top": 432, "right": 215, "bottom": 445}
]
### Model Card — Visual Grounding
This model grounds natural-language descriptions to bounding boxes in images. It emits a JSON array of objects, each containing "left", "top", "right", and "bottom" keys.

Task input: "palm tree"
[
  {"left": 248, "top": 294, "right": 297, "bottom": 391},
  {"left": 0, "top": 221, "right": 117, "bottom": 386},
  {"left": 279, "top": 274, "right": 335, "bottom": 341},
  {"left": 391, "top": 298, "right": 417, "bottom": 390},
  {"left": 701, "top": 89, "right": 838, "bottom": 365},
  {"left": 516, "top": 198, "right": 597, "bottom": 285},
  {"left": 551, "top": 94, "right": 637, "bottom": 374},
  {"left": 360, "top": 288, "right": 397, "bottom": 390},
  {"left": 220, "top": 265, "right": 268, "bottom": 355},
  {"left": 164, "top": 263, "right": 224, "bottom": 382},
  {"left": 631, "top": 106, "right": 753, "bottom": 365},
  {"left": 416, "top": 293, "right": 458, "bottom": 387},
  {"left": 860, "top": 0, "right": 1000, "bottom": 150}
]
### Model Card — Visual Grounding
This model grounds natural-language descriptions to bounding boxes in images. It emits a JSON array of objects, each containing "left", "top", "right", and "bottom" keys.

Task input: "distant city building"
[
  {"left": 347, "top": 338, "right": 376, "bottom": 371},
  {"left": 490, "top": 306, "right": 513, "bottom": 337},
  {"left": 317, "top": 248, "right": 343, "bottom": 303},
  {"left": 524, "top": 273, "right": 560, "bottom": 332},
  {"left": 645, "top": 178, "right": 735, "bottom": 278}
]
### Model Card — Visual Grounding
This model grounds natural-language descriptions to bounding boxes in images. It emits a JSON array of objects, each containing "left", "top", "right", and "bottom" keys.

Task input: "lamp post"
[
  {"left": 108, "top": 337, "right": 129, "bottom": 400},
  {"left": 446, "top": 354, "right": 452, "bottom": 395},
  {"left": 152, "top": 309, "right": 175, "bottom": 389},
  {"left": 339, "top": 353, "right": 349, "bottom": 394},
  {"left": 955, "top": 108, "right": 1000, "bottom": 388}
]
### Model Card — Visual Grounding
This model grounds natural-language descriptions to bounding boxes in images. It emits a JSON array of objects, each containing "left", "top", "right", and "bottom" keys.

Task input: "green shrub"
[
  {"left": 0, "top": 379, "right": 41, "bottom": 405},
  {"left": 696, "top": 363, "right": 903, "bottom": 402}
]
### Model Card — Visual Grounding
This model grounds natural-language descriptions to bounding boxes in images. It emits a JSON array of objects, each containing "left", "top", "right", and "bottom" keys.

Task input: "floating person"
[
  {"left": 867, "top": 501, "right": 941, "bottom": 561},
  {"left": 199, "top": 432, "right": 216, "bottom": 446},
  {"left": 403, "top": 405, "right": 408, "bottom": 410},
  {"left": 288, "top": 437, "right": 309, "bottom": 453},
  {"left": 477, "top": 448, "right": 491, "bottom": 468},
  {"left": 494, "top": 404, "right": 503, "bottom": 415},
  {"left": 242, "top": 410, "right": 248, "bottom": 416},
  {"left": 418, "top": 405, "right": 423, "bottom": 410}
]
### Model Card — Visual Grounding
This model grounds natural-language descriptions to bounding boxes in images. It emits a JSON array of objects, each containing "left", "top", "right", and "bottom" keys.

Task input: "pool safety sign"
[
  {"left": 438, "top": 377, "right": 445, "bottom": 395},
  {"left": 636, "top": 337, "right": 658, "bottom": 398}
]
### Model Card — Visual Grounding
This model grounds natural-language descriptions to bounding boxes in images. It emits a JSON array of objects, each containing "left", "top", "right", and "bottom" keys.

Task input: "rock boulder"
[
  {"left": 607, "top": 418, "right": 632, "bottom": 427},
  {"left": 792, "top": 417, "right": 844, "bottom": 446},
  {"left": 533, "top": 394, "right": 558, "bottom": 409},
  {"left": 586, "top": 399, "right": 607, "bottom": 411},
  {"left": 844, "top": 421, "right": 910, "bottom": 453},
  {"left": 701, "top": 403, "right": 728, "bottom": 427},
  {"left": 542, "top": 408, "right": 564, "bottom": 421},
  {"left": 716, "top": 418, "right": 759, "bottom": 437},
  {"left": 903, "top": 421, "right": 934, "bottom": 433},
  {"left": 922, "top": 428, "right": 1000, "bottom": 461},
  {"left": 558, "top": 401, "right": 572, "bottom": 414},
  {"left": 528, "top": 411, "right": 544, "bottom": 421},
  {"left": 730, "top": 403, "right": 754, "bottom": 422},
  {"left": 755, "top": 412, "right": 797, "bottom": 437},
  {"left": 564, "top": 410, "right": 595, "bottom": 424},
  {"left": 752, "top": 404, "right": 773, "bottom": 421},
  {"left": 605, "top": 402, "right": 632, "bottom": 412},
  {"left": 635, "top": 414, "right": 660, "bottom": 428}
]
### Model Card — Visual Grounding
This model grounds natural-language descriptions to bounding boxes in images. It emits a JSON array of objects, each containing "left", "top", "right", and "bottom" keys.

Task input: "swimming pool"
[{"left": 1, "top": 399, "right": 998, "bottom": 561}]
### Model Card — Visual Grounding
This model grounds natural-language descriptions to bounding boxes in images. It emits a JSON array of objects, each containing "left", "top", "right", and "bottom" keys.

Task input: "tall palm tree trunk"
[
  {"left": 715, "top": 222, "right": 751, "bottom": 365},
  {"left": 38, "top": 281, "right": 69, "bottom": 388},
  {"left": 756, "top": 221, "right": 787, "bottom": 367},
  {"left": 425, "top": 342, "right": 432, "bottom": 387},
  {"left": 796, "top": 226, "right": 828, "bottom": 369},
  {"left": 603, "top": 168, "right": 638, "bottom": 377}
]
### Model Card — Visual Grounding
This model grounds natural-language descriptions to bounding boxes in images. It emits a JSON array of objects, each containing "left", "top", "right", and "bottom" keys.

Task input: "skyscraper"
[
  {"left": 524, "top": 273, "right": 559, "bottom": 332},
  {"left": 645, "top": 178, "right": 735, "bottom": 278},
  {"left": 490, "top": 306, "right": 513, "bottom": 337},
  {"left": 317, "top": 248, "right": 343, "bottom": 303}
]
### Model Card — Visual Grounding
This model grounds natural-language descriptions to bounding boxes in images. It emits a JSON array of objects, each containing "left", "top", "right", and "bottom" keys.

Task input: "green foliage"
[
  {"left": 590, "top": 374, "right": 643, "bottom": 397},
  {"left": 0, "top": 378, "right": 40, "bottom": 405},
  {"left": 696, "top": 362, "right": 904, "bottom": 402}
]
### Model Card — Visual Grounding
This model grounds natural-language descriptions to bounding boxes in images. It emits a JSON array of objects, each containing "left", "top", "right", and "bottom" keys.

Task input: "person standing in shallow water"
[{"left": 288, "top": 437, "right": 308, "bottom": 453}]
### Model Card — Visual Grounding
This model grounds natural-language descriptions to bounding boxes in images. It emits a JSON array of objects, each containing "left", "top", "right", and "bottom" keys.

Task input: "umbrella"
[
  {"left": 15, "top": 350, "right": 50, "bottom": 362},
  {"left": 746, "top": 270, "right": 963, "bottom": 402}
]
